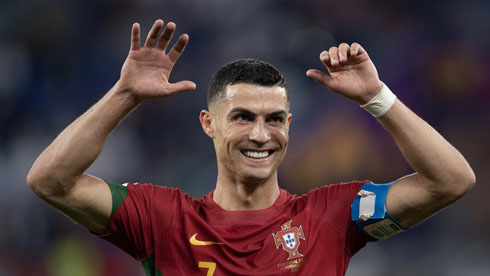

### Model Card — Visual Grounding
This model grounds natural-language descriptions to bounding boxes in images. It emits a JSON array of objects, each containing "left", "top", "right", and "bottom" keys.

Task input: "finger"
[
  {"left": 167, "top": 80, "right": 197, "bottom": 94},
  {"left": 306, "top": 69, "right": 341, "bottom": 92},
  {"left": 157, "top": 22, "right": 176, "bottom": 51},
  {"left": 130, "top": 23, "right": 141, "bottom": 50},
  {"left": 320, "top": 50, "right": 331, "bottom": 68},
  {"left": 338, "top": 43, "right": 350, "bottom": 63},
  {"left": 350, "top": 42, "right": 365, "bottom": 56},
  {"left": 328, "top": 46, "right": 339, "bottom": 66},
  {"left": 306, "top": 69, "right": 333, "bottom": 86},
  {"left": 145, "top": 19, "right": 164, "bottom": 47},
  {"left": 168, "top": 34, "right": 189, "bottom": 63}
]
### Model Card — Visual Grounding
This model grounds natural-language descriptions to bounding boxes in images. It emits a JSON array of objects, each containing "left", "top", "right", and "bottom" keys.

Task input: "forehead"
[{"left": 217, "top": 83, "right": 289, "bottom": 113}]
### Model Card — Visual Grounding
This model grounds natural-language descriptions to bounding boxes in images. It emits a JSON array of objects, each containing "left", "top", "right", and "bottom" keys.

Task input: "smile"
[{"left": 241, "top": 150, "right": 274, "bottom": 159}]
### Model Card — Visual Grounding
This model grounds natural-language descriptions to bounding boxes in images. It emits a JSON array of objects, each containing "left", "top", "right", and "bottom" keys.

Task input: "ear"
[
  {"left": 199, "top": 110, "right": 215, "bottom": 138},
  {"left": 286, "top": 113, "right": 292, "bottom": 130}
]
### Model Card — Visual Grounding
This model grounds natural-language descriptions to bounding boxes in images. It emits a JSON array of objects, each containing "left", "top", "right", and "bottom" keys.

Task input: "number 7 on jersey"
[{"left": 198, "top": 261, "right": 217, "bottom": 276}]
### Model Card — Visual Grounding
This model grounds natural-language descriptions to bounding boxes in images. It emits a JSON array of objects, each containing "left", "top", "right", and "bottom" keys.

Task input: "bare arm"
[
  {"left": 306, "top": 43, "right": 475, "bottom": 228},
  {"left": 378, "top": 100, "right": 475, "bottom": 227},
  {"left": 27, "top": 20, "right": 196, "bottom": 233}
]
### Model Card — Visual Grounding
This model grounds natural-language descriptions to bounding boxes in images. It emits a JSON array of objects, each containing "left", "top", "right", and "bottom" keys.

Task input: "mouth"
[{"left": 240, "top": 149, "right": 275, "bottom": 159}]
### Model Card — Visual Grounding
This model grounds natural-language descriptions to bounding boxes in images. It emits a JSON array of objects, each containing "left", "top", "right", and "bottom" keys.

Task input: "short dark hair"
[{"left": 207, "top": 58, "right": 289, "bottom": 108}]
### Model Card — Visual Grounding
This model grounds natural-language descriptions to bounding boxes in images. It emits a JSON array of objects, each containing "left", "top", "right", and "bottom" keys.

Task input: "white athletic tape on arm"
[
  {"left": 358, "top": 190, "right": 376, "bottom": 221},
  {"left": 361, "top": 83, "right": 397, "bottom": 118},
  {"left": 351, "top": 182, "right": 407, "bottom": 240}
]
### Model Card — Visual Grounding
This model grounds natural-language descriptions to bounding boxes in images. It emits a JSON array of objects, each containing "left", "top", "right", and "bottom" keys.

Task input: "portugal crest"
[{"left": 272, "top": 220, "right": 306, "bottom": 260}]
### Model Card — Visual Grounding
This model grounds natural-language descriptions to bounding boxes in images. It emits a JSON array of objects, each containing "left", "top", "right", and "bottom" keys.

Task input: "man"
[{"left": 27, "top": 19, "right": 475, "bottom": 275}]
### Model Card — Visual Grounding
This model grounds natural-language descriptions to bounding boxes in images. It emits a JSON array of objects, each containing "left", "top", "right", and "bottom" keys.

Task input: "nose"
[{"left": 249, "top": 120, "right": 271, "bottom": 144}]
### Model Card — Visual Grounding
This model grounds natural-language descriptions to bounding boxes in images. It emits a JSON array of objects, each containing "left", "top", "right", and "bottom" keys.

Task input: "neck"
[{"left": 213, "top": 173, "right": 280, "bottom": 211}]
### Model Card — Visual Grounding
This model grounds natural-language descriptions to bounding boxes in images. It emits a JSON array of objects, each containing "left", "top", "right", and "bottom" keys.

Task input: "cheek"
[
  {"left": 216, "top": 132, "right": 240, "bottom": 157},
  {"left": 224, "top": 125, "right": 250, "bottom": 142},
  {"left": 276, "top": 127, "right": 289, "bottom": 143}
]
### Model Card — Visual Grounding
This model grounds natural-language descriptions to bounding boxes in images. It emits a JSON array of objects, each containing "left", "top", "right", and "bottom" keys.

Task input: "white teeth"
[{"left": 243, "top": 150, "right": 270, "bottom": 159}]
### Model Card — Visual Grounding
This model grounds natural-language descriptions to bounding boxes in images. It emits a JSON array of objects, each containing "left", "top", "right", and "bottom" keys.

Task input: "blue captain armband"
[{"left": 351, "top": 182, "right": 407, "bottom": 239}]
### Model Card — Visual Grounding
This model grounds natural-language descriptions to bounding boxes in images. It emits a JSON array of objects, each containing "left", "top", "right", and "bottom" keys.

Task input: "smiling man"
[
  {"left": 201, "top": 64, "right": 292, "bottom": 211},
  {"left": 27, "top": 20, "right": 475, "bottom": 275}
]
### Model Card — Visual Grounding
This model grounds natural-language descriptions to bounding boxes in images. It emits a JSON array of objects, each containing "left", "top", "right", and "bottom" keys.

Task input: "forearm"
[
  {"left": 378, "top": 99, "right": 475, "bottom": 195},
  {"left": 27, "top": 83, "right": 141, "bottom": 196},
  {"left": 307, "top": 42, "right": 475, "bottom": 227}
]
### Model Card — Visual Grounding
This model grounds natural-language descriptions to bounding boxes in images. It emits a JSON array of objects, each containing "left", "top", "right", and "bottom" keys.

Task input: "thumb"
[
  {"left": 306, "top": 69, "right": 336, "bottom": 89},
  {"left": 166, "top": 80, "right": 197, "bottom": 94}
]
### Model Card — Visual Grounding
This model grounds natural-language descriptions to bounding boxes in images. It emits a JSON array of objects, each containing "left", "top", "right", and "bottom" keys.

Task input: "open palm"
[{"left": 117, "top": 20, "right": 196, "bottom": 100}]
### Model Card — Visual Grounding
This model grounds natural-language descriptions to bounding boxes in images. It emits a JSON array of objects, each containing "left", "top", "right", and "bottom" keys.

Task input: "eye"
[
  {"left": 267, "top": 116, "right": 285, "bottom": 124},
  {"left": 234, "top": 114, "right": 254, "bottom": 122}
]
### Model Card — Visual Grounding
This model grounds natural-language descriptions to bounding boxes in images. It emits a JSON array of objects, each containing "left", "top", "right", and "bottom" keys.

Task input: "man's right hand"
[
  {"left": 27, "top": 19, "right": 197, "bottom": 234},
  {"left": 116, "top": 19, "right": 196, "bottom": 101}
]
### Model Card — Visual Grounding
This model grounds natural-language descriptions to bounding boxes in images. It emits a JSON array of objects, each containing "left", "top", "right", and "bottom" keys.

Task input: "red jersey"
[{"left": 96, "top": 181, "right": 374, "bottom": 275}]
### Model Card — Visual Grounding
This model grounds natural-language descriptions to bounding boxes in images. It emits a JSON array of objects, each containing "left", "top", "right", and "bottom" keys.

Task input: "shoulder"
[
  {"left": 295, "top": 180, "right": 370, "bottom": 223},
  {"left": 288, "top": 180, "right": 369, "bottom": 206},
  {"left": 305, "top": 180, "right": 369, "bottom": 202},
  {"left": 121, "top": 182, "right": 188, "bottom": 196},
  {"left": 108, "top": 181, "right": 199, "bottom": 212}
]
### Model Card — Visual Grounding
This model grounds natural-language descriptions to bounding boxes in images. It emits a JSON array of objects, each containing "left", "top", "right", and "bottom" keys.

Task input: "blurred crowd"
[{"left": 1, "top": 0, "right": 489, "bottom": 275}]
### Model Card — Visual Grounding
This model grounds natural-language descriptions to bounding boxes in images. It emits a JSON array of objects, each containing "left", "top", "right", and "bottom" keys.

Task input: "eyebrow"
[
  {"left": 267, "top": 110, "right": 288, "bottom": 118},
  {"left": 228, "top": 107, "right": 288, "bottom": 117}
]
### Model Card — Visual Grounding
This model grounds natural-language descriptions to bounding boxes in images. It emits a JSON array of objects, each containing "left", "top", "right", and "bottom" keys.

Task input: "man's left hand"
[{"left": 306, "top": 43, "right": 383, "bottom": 104}]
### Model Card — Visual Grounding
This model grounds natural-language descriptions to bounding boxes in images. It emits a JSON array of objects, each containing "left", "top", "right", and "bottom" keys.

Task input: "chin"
[{"left": 240, "top": 169, "right": 274, "bottom": 183}]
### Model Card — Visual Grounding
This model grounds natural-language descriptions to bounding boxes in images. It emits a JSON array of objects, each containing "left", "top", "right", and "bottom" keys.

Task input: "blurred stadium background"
[{"left": 1, "top": 0, "right": 489, "bottom": 275}]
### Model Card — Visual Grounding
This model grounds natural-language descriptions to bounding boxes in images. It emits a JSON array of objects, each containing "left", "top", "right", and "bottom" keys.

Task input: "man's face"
[{"left": 204, "top": 83, "right": 292, "bottom": 183}]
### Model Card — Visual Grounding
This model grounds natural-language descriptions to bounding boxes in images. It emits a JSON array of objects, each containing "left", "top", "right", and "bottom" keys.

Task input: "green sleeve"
[{"left": 105, "top": 181, "right": 129, "bottom": 216}]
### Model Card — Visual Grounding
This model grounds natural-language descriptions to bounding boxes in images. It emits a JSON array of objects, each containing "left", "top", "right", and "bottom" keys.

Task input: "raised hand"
[
  {"left": 306, "top": 43, "right": 383, "bottom": 104},
  {"left": 116, "top": 19, "right": 196, "bottom": 100}
]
